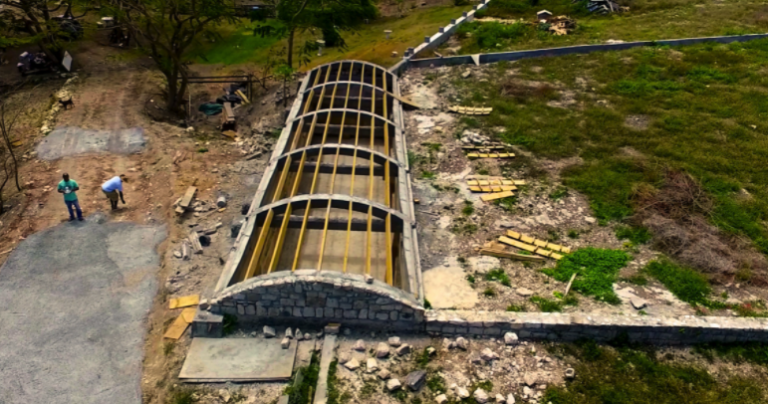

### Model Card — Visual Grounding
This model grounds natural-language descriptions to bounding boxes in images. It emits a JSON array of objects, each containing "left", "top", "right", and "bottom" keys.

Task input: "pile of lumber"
[
  {"left": 462, "top": 142, "right": 515, "bottom": 159},
  {"left": 449, "top": 106, "right": 493, "bottom": 116},
  {"left": 467, "top": 178, "right": 526, "bottom": 193},
  {"left": 547, "top": 16, "right": 576, "bottom": 35},
  {"left": 496, "top": 230, "right": 572, "bottom": 260}
]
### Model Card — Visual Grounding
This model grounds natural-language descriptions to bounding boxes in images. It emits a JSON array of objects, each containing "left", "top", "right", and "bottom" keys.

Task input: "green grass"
[
  {"left": 694, "top": 342, "right": 768, "bottom": 368},
  {"left": 542, "top": 248, "right": 631, "bottom": 304},
  {"left": 454, "top": 39, "right": 768, "bottom": 264},
  {"left": 287, "top": 353, "right": 321, "bottom": 404},
  {"left": 453, "top": 0, "right": 768, "bottom": 55},
  {"left": 327, "top": 359, "right": 350, "bottom": 404},
  {"left": 530, "top": 295, "right": 578, "bottom": 312},
  {"left": 615, "top": 225, "right": 653, "bottom": 245},
  {"left": 421, "top": 171, "right": 436, "bottom": 180},
  {"left": 506, "top": 303, "right": 526, "bottom": 312},
  {"left": 485, "top": 268, "right": 512, "bottom": 287},
  {"left": 544, "top": 341, "right": 767, "bottom": 404},
  {"left": 462, "top": 200, "right": 475, "bottom": 216},
  {"left": 621, "top": 274, "right": 649, "bottom": 286},
  {"left": 222, "top": 313, "right": 238, "bottom": 336},
  {"left": 483, "top": 286, "right": 497, "bottom": 297},
  {"left": 644, "top": 259, "right": 711, "bottom": 306},
  {"left": 168, "top": 387, "right": 197, "bottom": 404},
  {"left": 192, "top": 4, "right": 472, "bottom": 68},
  {"left": 427, "top": 374, "right": 447, "bottom": 394}
]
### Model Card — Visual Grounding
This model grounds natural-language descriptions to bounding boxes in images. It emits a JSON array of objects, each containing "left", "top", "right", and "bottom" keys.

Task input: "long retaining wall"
[
  {"left": 426, "top": 310, "right": 768, "bottom": 344},
  {"left": 404, "top": 33, "right": 768, "bottom": 70},
  {"left": 389, "top": 0, "right": 491, "bottom": 74}
]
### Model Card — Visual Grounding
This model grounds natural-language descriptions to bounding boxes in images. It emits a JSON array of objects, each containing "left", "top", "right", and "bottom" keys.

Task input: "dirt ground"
[
  {"left": 0, "top": 41, "right": 293, "bottom": 404},
  {"left": 398, "top": 65, "right": 767, "bottom": 318}
]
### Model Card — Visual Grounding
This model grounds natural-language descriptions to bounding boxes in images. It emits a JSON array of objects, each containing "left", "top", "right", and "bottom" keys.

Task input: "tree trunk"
[
  {"left": 287, "top": 29, "right": 295, "bottom": 68},
  {"left": 166, "top": 70, "right": 179, "bottom": 113}
]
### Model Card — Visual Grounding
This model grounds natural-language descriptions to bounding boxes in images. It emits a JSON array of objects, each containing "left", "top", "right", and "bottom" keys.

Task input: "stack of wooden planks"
[{"left": 498, "top": 230, "right": 572, "bottom": 260}]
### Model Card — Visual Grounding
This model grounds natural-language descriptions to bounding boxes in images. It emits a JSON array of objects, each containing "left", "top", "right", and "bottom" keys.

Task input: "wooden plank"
[
  {"left": 236, "top": 90, "right": 250, "bottom": 104},
  {"left": 506, "top": 230, "right": 521, "bottom": 239},
  {"left": 551, "top": 252, "right": 564, "bottom": 260},
  {"left": 534, "top": 239, "right": 548, "bottom": 248},
  {"left": 498, "top": 236, "right": 537, "bottom": 252},
  {"left": 179, "top": 186, "right": 197, "bottom": 209},
  {"left": 546, "top": 243, "right": 562, "bottom": 252},
  {"left": 535, "top": 248, "right": 552, "bottom": 257},
  {"left": 169, "top": 295, "right": 200, "bottom": 309},
  {"left": 480, "top": 248, "right": 546, "bottom": 262},
  {"left": 481, "top": 191, "right": 515, "bottom": 201},
  {"left": 564, "top": 273, "right": 577, "bottom": 297},
  {"left": 520, "top": 235, "right": 535, "bottom": 244},
  {"left": 188, "top": 231, "right": 203, "bottom": 254},
  {"left": 561, "top": 246, "right": 572, "bottom": 254},
  {"left": 223, "top": 102, "right": 235, "bottom": 121},
  {"left": 163, "top": 308, "right": 196, "bottom": 339}
]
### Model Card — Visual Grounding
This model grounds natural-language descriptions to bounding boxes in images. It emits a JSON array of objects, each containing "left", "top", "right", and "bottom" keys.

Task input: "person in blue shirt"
[
  {"left": 57, "top": 172, "right": 83, "bottom": 221},
  {"left": 101, "top": 174, "right": 127, "bottom": 210}
]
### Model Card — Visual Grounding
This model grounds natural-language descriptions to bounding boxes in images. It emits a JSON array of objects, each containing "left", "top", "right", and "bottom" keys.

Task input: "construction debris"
[
  {"left": 546, "top": 16, "right": 576, "bottom": 36},
  {"left": 169, "top": 294, "right": 200, "bottom": 309},
  {"left": 577, "top": 0, "right": 625, "bottom": 14},
  {"left": 176, "top": 186, "right": 197, "bottom": 214},
  {"left": 449, "top": 106, "right": 493, "bottom": 116},
  {"left": 164, "top": 307, "right": 197, "bottom": 339},
  {"left": 498, "top": 230, "right": 572, "bottom": 260},
  {"left": 466, "top": 151, "right": 514, "bottom": 159}
]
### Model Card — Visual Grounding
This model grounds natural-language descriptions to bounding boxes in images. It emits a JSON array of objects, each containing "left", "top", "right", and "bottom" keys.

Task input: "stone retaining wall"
[
  {"left": 208, "top": 270, "right": 425, "bottom": 330},
  {"left": 426, "top": 311, "right": 768, "bottom": 344}
]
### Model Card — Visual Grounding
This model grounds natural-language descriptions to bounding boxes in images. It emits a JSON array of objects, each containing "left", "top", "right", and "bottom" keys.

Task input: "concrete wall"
[
  {"left": 426, "top": 310, "right": 768, "bottom": 344},
  {"left": 208, "top": 270, "right": 425, "bottom": 330},
  {"left": 406, "top": 33, "right": 768, "bottom": 69},
  {"left": 390, "top": 0, "right": 492, "bottom": 75}
]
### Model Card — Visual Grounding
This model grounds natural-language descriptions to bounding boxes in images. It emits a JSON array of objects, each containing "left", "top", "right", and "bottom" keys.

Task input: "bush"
[
  {"left": 615, "top": 225, "right": 652, "bottom": 245},
  {"left": 542, "top": 248, "right": 631, "bottom": 304},
  {"left": 485, "top": 268, "right": 511, "bottom": 287},
  {"left": 644, "top": 259, "right": 711, "bottom": 305}
]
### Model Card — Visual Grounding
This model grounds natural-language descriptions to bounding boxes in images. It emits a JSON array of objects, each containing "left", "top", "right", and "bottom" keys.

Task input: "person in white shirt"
[{"left": 101, "top": 174, "right": 127, "bottom": 210}]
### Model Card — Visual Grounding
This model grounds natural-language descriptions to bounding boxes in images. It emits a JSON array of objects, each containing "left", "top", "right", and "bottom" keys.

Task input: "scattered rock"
[
  {"left": 468, "top": 256, "right": 501, "bottom": 275},
  {"left": 173, "top": 250, "right": 182, "bottom": 258},
  {"left": 473, "top": 388, "right": 489, "bottom": 403},
  {"left": 470, "top": 356, "right": 484, "bottom": 365},
  {"left": 507, "top": 393, "right": 516, "bottom": 403},
  {"left": 344, "top": 358, "right": 360, "bottom": 370},
  {"left": 338, "top": 354, "right": 350, "bottom": 365},
  {"left": 523, "top": 386, "right": 533, "bottom": 397},
  {"left": 388, "top": 336, "right": 402, "bottom": 347},
  {"left": 353, "top": 340, "right": 366, "bottom": 351},
  {"left": 584, "top": 216, "right": 596, "bottom": 224},
  {"left": 386, "top": 378, "right": 402, "bottom": 392},
  {"left": 480, "top": 348, "right": 499, "bottom": 362},
  {"left": 378, "top": 368, "right": 391, "bottom": 380},
  {"left": 376, "top": 342, "right": 390, "bottom": 358},
  {"left": 285, "top": 328, "right": 293, "bottom": 339},
  {"left": 366, "top": 358, "right": 378, "bottom": 372},
  {"left": 462, "top": 69, "right": 472, "bottom": 79},
  {"left": 496, "top": 394, "right": 506, "bottom": 403},
  {"left": 516, "top": 287, "right": 534, "bottom": 297},
  {"left": 565, "top": 368, "right": 576, "bottom": 379},
  {"left": 442, "top": 338, "right": 455, "bottom": 350},
  {"left": 365, "top": 275, "right": 374, "bottom": 284},
  {"left": 405, "top": 370, "right": 427, "bottom": 391},
  {"left": 295, "top": 329, "right": 303, "bottom": 341},
  {"left": 630, "top": 297, "right": 648, "bottom": 310},
  {"left": 455, "top": 337, "right": 469, "bottom": 350},
  {"left": 504, "top": 332, "right": 519, "bottom": 346},
  {"left": 427, "top": 347, "right": 436, "bottom": 356},
  {"left": 457, "top": 387, "right": 470, "bottom": 399},
  {"left": 524, "top": 373, "right": 537, "bottom": 387},
  {"left": 219, "top": 389, "right": 231, "bottom": 402},
  {"left": 436, "top": 394, "right": 448, "bottom": 404},
  {"left": 264, "top": 326, "right": 276, "bottom": 338},
  {"left": 281, "top": 337, "right": 290, "bottom": 349},
  {"left": 396, "top": 344, "right": 412, "bottom": 356}
]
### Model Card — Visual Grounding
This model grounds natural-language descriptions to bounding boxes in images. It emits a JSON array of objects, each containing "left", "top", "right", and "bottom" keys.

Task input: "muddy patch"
[{"left": 624, "top": 115, "right": 652, "bottom": 131}]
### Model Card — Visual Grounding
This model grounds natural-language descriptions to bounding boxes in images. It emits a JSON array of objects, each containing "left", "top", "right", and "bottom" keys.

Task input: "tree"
[
  {"left": 0, "top": 0, "right": 88, "bottom": 62},
  {"left": 0, "top": 97, "right": 24, "bottom": 215},
  {"left": 114, "top": 0, "right": 236, "bottom": 113},
  {"left": 253, "top": 0, "right": 377, "bottom": 68},
  {"left": 273, "top": 63, "right": 294, "bottom": 107}
]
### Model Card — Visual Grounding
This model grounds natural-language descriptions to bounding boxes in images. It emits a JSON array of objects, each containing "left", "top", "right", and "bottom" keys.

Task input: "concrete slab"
[
  {"left": 0, "top": 213, "right": 166, "bottom": 404},
  {"left": 179, "top": 338, "right": 298, "bottom": 381},
  {"left": 423, "top": 266, "right": 478, "bottom": 309},
  {"left": 313, "top": 334, "right": 337, "bottom": 404},
  {"left": 36, "top": 126, "right": 147, "bottom": 160}
]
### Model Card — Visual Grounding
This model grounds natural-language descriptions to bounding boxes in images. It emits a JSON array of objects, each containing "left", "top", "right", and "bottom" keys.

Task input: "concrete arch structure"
[{"left": 204, "top": 60, "right": 423, "bottom": 330}]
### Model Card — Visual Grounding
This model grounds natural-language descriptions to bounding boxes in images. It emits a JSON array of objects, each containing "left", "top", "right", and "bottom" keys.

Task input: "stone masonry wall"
[
  {"left": 426, "top": 310, "right": 768, "bottom": 344},
  {"left": 209, "top": 270, "right": 425, "bottom": 330}
]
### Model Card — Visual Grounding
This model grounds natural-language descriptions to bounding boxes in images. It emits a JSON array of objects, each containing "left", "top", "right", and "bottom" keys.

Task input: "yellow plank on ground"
[
  {"left": 169, "top": 295, "right": 200, "bottom": 309},
  {"left": 535, "top": 248, "right": 552, "bottom": 257},
  {"left": 551, "top": 252, "right": 564, "bottom": 260},
  {"left": 546, "top": 243, "right": 562, "bottom": 252},
  {"left": 499, "top": 236, "right": 538, "bottom": 252},
  {"left": 520, "top": 235, "right": 535, "bottom": 244},
  {"left": 163, "top": 308, "right": 195, "bottom": 340},
  {"left": 506, "top": 230, "right": 521, "bottom": 239},
  {"left": 481, "top": 191, "right": 515, "bottom": 202},
  {"left": 534, "top": 240, "right": 548, "bottom": 248},
  {"left": 561, "top": 246, "right": 572, "bottom": 254},
  {"left": 180, "top": 307, "right": 197, "bottom": 323}
]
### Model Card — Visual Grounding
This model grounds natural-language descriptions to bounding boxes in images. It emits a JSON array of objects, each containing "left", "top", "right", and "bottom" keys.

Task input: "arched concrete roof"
[
  {"left": 274, "top": 144, "right": 404, "bottom": 172},
  {"left": 290, "top": 108, "right": 398, "bottom": 128},
  {"left": 252, "top": 194, "right": 410, "bottom": 224}
]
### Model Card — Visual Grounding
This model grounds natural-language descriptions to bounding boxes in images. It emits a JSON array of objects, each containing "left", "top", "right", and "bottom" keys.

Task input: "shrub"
[
  {"left": 644, "top": 259, "right": 711, "bottom": 305},
  {"left": 615, "top": 225, "right": 652, "bottom": 245},
  {"left": 485, "top": 268, "right": 511, "bottom": 287},
  {"left": 542, "top": 248, "right": 631, "bottom": 304}
]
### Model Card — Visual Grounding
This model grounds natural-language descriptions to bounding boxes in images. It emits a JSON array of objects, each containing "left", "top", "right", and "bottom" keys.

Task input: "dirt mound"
[{"left": 633, "top": 170, "right": 768, "bottom": 284}]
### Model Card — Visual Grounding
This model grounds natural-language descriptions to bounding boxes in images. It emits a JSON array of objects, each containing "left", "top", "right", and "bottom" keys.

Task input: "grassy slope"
[
  {"left": 450, "top": 38, "right": 768, "bottom": 255},
  {"left": 190, "top": 4, "right": 471, "bottom": 69},
  {"left": 453, "top": 0, "right": 768, "bottom": 54}
]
